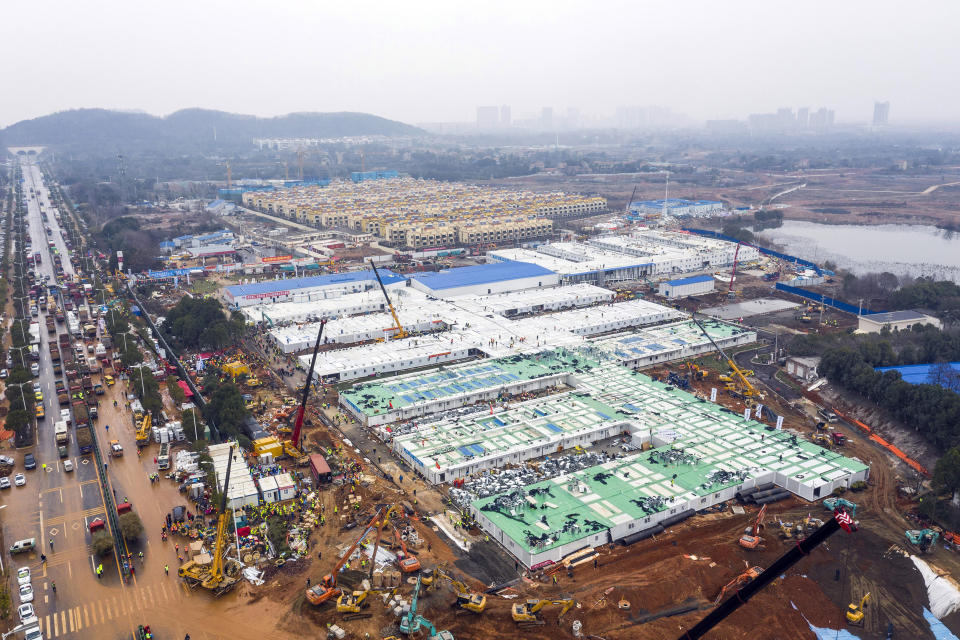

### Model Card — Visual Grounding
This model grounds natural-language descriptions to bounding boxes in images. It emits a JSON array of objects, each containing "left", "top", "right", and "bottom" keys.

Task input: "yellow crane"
[
  {"left": 135, "top": 413, "right": 152, "bottom": 447},
  {"left": 846, "top": 592, "right": 870, "bottom": 625},
  {"left": 690, "top": 314, "right": 757, "bottom": 400},
  {"left": 179, "top": 445, "right": 242, "bottom": 595},
  {"left": 369, "top": 259, "right": 407, "bottom": 339}
]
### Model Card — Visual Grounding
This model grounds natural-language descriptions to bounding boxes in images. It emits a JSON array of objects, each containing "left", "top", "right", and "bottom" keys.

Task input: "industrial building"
[
  {"left": 587, "top": 320, "right": 754, "bottom": 368},
  {"left": 409, "top": 261, "right": 559, "bottom": 297},
  {"left": 224, "top": 269, "right": 404, "bottom": 308},
  {"left": 658, "top": 274, "right": 715, "bottom": 298},
  {"left": 488, "top": 245, "right": 653, "bottom": 285},
  {"left": 628, "top": 199, "right": 724, "bottom": 219},
  {"left": 857, "top": 310, "right": 942, "bottom": 334}
]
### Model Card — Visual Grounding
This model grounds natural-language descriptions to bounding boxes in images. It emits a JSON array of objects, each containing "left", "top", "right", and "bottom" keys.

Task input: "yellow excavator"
[
  {"left": 337, "top": 590, "right": 370, "bottom": 614},
  {"left": 846, "top": 592, "right": 870, "bottom": 625},
  {"left": 511, "top": 599, "right": 575, "bottom": 626},
  {"left": 435, "top": 567, "right": 487, "bottom": 613},
  {"left": 135, "top": 413, "right": 152, "bottom": 447},
  {"left": 179, "top": 446, "right": 242, "bottom": 595}
]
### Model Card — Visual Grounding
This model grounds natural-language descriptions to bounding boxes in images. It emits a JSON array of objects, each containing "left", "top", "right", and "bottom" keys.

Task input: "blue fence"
[
  {"left": 775, "top": 282, "right": 882, "bottom": 315},
  {"left": 682, "top": 227, "right": 823, "bottom": 275}
]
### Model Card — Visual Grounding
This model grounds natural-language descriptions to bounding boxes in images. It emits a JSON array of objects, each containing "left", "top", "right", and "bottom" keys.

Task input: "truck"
[
  {"left": 54, "top": 420, "right": 69, "bottom": 445},
  {"left": 79, "top": 308, "right": 89, "bottom": 323},
  {"left": 45, "top": 316, "right": 55, "bottom": 334},
  {"left": 75, "top": 424, "right": 93, "bottom": 454},
  {"left": 58, "top": 332, "right": 71, "bottom": 349},
  {"left": 82, "top": 376, "right": 93, "bottom": 394},
  {"left": 55, "top": 307, "right": 65, "bottom": 323},
  {"left": 87, "top": 357, "right": 102, "bottom": 374},
  {"left": 93, "top": 382, "right": 104, "bottom": 396},
  {"left": 83, "top": 324, "right": 97, "bottom": 338},
  {"left": 48, "top": 343, "right": 60, "bottom": 362},
  {"left": 72, "top": 400, "right": 89, "bottom": 428}
]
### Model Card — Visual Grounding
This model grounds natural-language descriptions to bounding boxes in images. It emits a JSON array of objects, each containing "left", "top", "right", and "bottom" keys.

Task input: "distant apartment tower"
[
  {"left": 873, "top": 101, "right": 890, "bottom": 126},
  {"left": 540, "top": 107, "right": 554, "bottom": 131},
  {"left": 796, "top": 107, "right": 809, "bottom": 128},
  {"left": 500, "top": 105, "right": 511, "bottom": 128},
  {"left": 477, "top": 106, "right": 500, "bottom": 131}
]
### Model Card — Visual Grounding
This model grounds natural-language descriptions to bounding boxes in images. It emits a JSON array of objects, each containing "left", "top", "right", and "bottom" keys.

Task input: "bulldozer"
[
  {"left": 511, "top": 599, "right": 575, "bottom": 626},
  {"left": 846, "top": 592, "right": 870, "bottom": 625}
]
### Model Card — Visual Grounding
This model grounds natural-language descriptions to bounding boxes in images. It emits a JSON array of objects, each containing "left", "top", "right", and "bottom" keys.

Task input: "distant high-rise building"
[
  {"left": 540, "top": 107, "right": 554, "bottom": 131},
  {"left": 873, "top": 101, "right": 890, "bottom": 126},
  {"left": 476, "top": 106, "right": 499, "bottom": 130},
  {"left": 797, "top": 107, "right": 809, "bottom": 128},
  {"left": 500, "top": 105, "right": 511, "bottom": 128}
]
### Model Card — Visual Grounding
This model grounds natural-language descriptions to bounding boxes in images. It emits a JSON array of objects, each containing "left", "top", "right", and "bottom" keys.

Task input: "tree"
[
  {"left": 91, "top": 530, "right": 114, "bottom": 556},
  {"left": 118, "top": 512, "right": 144, "bottom": 541}
]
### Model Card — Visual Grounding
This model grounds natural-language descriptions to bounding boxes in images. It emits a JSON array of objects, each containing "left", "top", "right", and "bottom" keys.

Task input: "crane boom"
[
  {"left": 678, "top": 512, "right": 854, "bottom": 640},
  {"left": 728, "top": 242, "right": 741, "bottom": 295},
  {"left": 291, "top": 319, "right": 326, "bottom": 448},
  {"left": 210, "top": 445, "right": 234, "bottom": 584},
  {"left": 690, "top": 314, "right": 755, "bottom": 397},
  {"left": 369, "top": 259, "right": 406, "bottom": 339}
]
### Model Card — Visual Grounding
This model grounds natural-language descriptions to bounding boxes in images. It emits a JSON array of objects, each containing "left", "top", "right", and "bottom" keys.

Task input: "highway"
[{"left": 3, "top": 158, "right": 286, "bottom": 640}]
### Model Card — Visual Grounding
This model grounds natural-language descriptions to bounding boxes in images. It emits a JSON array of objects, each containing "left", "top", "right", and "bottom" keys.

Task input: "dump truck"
[
  {"left": 82, "top": 376, "right": 93, "bottom": 393},
  {"left": 48, "top": 343, "right": 60, "bottom": 362},
  {"left": 75, "top": 424, "right": 93, "bottom": 454},
  {"left": 54, "top": 420, "right": 69, "bottom": 446},
  {"left": 46, "top": 316, "right": 56, "bottom": 334}
]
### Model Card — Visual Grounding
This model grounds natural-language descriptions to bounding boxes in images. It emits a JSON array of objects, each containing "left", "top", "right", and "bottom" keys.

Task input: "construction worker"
[
  {"left": 164, "top": 564, "right": 169, "bottom": 575},
  {"left": 51, "top": 581, "right": 56, "bottom": 593}
]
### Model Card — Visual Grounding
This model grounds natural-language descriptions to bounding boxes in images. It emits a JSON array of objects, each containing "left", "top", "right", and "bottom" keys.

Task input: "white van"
[{"left": 157, "top": 443, "right": 170, "bottom": 470}]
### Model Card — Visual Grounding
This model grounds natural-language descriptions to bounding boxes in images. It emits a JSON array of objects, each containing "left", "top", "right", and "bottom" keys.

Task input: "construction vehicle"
[
  {"left": 435, "top": 567, "right": 487, "bottom": 613},
  {"left": 714, "top": 564, "right": 762, "bottom": 605},
  {"left": 306, "top": 508, "right": 386, "bottom": 605},
  {"left": 287, "top": 320, "right": 325, "bottom": 466},
  {"left": 690, "top": 314, "right": 758, "bottom": 400},
  {"left": 727, "top": 242, "right": 741, "bottom": 299},
  {"left": 739, "top": 504, "right": 767, "bottom": 550},
  {"left": 178, "top": 446, "right": 242, "bottom": 595},
  {"left": 399, "top": 575, "right": 425, "bottom": 634},
  {"left": 370, "top": 259, "right": 407, "bottom": 340},
  {"left": 392, "top": 524, "right": 421, "bottom": 573},
  {"left": 846, "top": 592, "right": 870, "bottom": 625},
  {"left": 245, "top": 376, "right": 262, "bottom": 388},
  {"left": 905, "top": 528, "right": 939, "bottom": 553},
  {"left": 336, "top": 590, "right": 370, "bottom": 614},
  {"left": 135, "top": 413, "right": 152, "bottom": 447},
  {"left": 776, "top": 519, "right": 801, "bottom": 540},
  {"left": 511, "top": 599, "right": 575, "bottom": 626},
  {"left": 823, "top": 497, "right": 857, "bottom": 517},
  {"left": 678, "top": 510, "right": 857, "bottom": 640}
]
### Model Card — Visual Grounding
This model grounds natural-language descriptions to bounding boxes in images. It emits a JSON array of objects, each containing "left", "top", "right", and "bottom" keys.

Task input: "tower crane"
[
  {"left": 370, "top": 259, "right": 406, "bottom": 339},
  {"left": 289, "top": 319, "right": 326, "bottom": 453},
  {"left": 728, "top": 242, "right": 741, "bottom": 299}
]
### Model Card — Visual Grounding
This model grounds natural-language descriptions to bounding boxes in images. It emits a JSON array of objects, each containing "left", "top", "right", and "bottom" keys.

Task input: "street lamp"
[{"left": 6, "top": 382, "right": 31, "bottom": 411}]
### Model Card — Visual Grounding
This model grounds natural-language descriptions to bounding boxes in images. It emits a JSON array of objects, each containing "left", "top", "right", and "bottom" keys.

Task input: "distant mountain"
[{"left": 0, "top": 108, "right": 422, "bottom": 152}]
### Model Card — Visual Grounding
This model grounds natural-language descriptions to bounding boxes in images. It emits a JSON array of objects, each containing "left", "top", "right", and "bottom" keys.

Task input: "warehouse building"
[
  {"left": 857, "top": 310, "right": 942, "bottom": 334},
  {"left": 224, "top": 269, "right": 404, "bottom": 307},
  {"left": 628, "top": 198, "right": 724, "bottom": 218},
  {"left": 588, "top": 319, "right": 754, "bottom": 368},
  {"left": 658, "top": 274, "right": 715, "bottom": 298},
  {"left": 488, "top": 246, "right": 653, "bottom": 285},
  {"left": 410, "top": 261, "right": 559, "bottom": 297}
]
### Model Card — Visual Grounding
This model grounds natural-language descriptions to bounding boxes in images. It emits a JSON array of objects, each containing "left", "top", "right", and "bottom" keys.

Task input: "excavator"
[
  {"left": 392, "top": 523, "right": 421, "bottom": 573},
  {"left": 739, "top": 504, "right": 767, "bottom": 550},
  {"left": 306, "top": 508, "right": 385, "bottom": 605},
  {"left": 690, "top": 314, "right": 758, "bottom": 402},
  {"left": 398, "top": 576, "right": 456, "bottom": 640},
  {"left": 714, "top": 564, "right": 762, "bottom": 605},
  {"left": 435, "top": 567, "right": 487, "bottom": 613},
  {"left": 846, "top": 592, "right": 870, "bottom": 625},
  {"left": 135, "top": 413, "right": 151, "bottom": 447},
  {"left": 336, "top": 589, "right": 371, "bottom": 617},
  {"left": 178, "top": 446, "right": 242, "bottom": 595},
  {"left": 511, "top": 599, "right": 575, "bottom": 627},
  {"left": 370, "top": 259, "right": 407, "bottom": 340}
]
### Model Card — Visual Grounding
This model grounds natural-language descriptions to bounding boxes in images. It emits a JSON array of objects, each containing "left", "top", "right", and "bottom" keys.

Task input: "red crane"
[
  {"left": 291, "top": 319, "right": 326, "bottom": 449},
  {"left": 728, "top": 242, "right": 741, "bottom": 298}
]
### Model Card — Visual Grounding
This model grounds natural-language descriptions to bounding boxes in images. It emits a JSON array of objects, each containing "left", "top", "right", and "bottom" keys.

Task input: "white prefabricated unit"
[
  {"left": 275, "top": 472, "right": 297, "bottom": 501},
  {"left": 658, "top": 274, "right": 715, "bottom": 298},
  {"left": 409, "top": 261, "right": 559, "bottom": 298},
  {"left": 258, "top": 475, "right": 281, "bottom": 503}
]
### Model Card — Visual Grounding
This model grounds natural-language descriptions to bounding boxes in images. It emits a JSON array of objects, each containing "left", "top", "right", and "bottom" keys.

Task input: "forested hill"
[{"left": 0, "top": 108, "right": 422, "bottom": 152}]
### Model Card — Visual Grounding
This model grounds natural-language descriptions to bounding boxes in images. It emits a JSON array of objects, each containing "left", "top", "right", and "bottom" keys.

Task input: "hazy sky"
[{"left": 4, "top": 0, "right": 958, "bottom": 127}]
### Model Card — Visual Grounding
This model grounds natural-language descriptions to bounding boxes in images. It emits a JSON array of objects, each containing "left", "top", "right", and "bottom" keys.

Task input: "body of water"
[{"left": 759, "top": 221, "right": 960, "bottom": 282}]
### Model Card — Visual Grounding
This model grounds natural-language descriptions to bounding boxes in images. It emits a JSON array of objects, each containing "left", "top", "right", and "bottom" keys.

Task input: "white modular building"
[
  {"left": 224, "top": 269, "right": 405, "bottom": 308},
  {"left": 409, "top": 260, "right": 560, "bottom": 298},
  {"left": 658, "top": 274, "right": 716, "bottom": 298}
]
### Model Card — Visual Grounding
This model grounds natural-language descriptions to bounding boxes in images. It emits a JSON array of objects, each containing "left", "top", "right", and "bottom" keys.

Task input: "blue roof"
[
  {"left": 665, "top": 274, "right": 714, "bottom": 287},
  {"left": 226, "top": 269, "right": 404, "bottom": 298},
  {"left": 159, "top": 241, "right": 175, "bottom": 248},
  {"left": 412, "top": 260, "right": 555, "bottom": 291},
  {"left": 875, "top": 362, "right": 960, "bottom": 391}
]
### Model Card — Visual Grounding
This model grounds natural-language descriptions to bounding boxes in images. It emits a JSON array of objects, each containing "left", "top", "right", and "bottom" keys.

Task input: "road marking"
[
  {"left": 106, "top": 598, "right": 113, "bottom": 619},
  {"left": 52, "top": 611, "right": 58, "bottom": 636},
  {"left": 68, "top": 607, "right": 74, "bottom": 632},
  {"left": 39, "top": 508, "right": 45, "bottom": 549},
  {"left": 83, "top": 603, "right": 90, "bottom": 627},
  {"left": 60, "top": 610, "right": 66, "bottom": 634},
  {"left": 67, "top": 559, "right": 72, "bottom": 578},
  {"left": 96, "top": 599, "right": 104, "bottom": 624}
]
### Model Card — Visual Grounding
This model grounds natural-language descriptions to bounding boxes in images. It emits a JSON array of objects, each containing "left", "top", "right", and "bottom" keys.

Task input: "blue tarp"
[{"left": 775, "top": 282, "right": 883, "bottom": 315}]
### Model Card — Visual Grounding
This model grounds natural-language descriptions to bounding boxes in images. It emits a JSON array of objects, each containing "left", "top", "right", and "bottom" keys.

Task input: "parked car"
[
  {"left": 14, "top": 473, "right": 26, "bottom": 487},
  {"left": 18, "top": 584, "right": 33, "bottom": 603},
  {"left": 23, "top": 454, "right": 36, "bottom": 470},
  {"left": 30, "top": 363, "right": 39, "bottom": 376},
  {"left": 9, "top": 539, "right": 36, "bottom": 554},
  {"left": 0, "top": 369, "right": 7, "bottom": 379},
  {"left": 18, "top": 602, "right": 36, "bottom": 624},
  {"left": 0, "top": 477, "right": 10, "bottom": 490},
  {"left": 63, "top": 459, "right": 74, "bottom": 472},
  {"left": 17, "top": 567, "right": 31, "bottom": 586}
]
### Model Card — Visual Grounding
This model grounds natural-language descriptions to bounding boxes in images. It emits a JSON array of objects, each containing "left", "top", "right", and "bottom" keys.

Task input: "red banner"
[{"left": 262, "top": 255, "right": 293, "bottom": 263}]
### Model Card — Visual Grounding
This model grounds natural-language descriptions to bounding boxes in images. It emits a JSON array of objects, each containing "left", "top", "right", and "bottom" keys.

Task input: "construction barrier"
[
  {"left": 831, "top": 409, "right": 930, "bottom": 477},
  {"left": 774, "top": 282, "right": 883, "bottom": 316}
]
